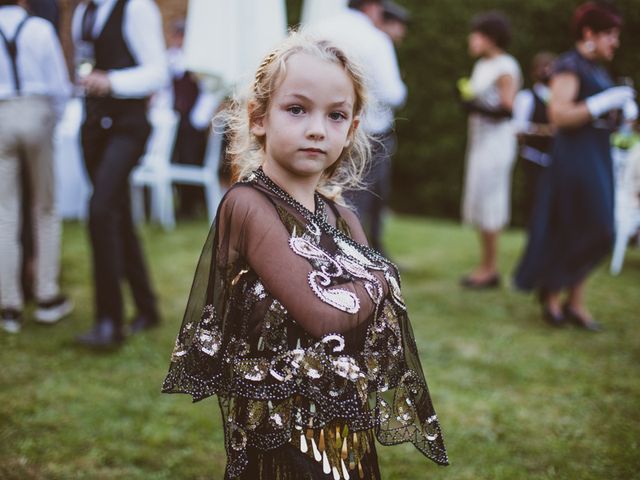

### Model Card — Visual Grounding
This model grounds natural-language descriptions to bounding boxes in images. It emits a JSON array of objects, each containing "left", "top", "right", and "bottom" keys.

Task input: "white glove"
[
  {"left": 623, "top": 99, "right": 638, "bottom": 121},
  {"left": 585, "top": 86, "right": 635, "bottom": 118}
]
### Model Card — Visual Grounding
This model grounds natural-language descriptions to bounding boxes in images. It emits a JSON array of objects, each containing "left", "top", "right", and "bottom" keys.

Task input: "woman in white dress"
[{"left": 459, "top": 11, "right": 522, "bottom": 288}]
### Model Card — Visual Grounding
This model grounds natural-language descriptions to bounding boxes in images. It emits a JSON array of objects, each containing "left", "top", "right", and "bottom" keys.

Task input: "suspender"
[{"left": 0, "top": 15, "right": 31, "bottom": 95}]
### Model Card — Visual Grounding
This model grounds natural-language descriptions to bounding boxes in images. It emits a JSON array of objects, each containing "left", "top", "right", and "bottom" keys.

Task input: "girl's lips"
[{"left": 300, "top": 148, "right": 326, "bottom": 154}]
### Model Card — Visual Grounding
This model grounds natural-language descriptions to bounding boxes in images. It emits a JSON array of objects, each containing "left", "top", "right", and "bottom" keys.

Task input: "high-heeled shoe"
[
  {"left": 537, "top": 290, "right": 566, "bottom": 327},
  {"left": 542, "top": 305, "right": 566, "bottom": 327},
  {"left": 460, "top": 273, "right": 501, "bottom": 290},
  {"left": 562, "top": 304, "right": 602, "bottom": 332}
]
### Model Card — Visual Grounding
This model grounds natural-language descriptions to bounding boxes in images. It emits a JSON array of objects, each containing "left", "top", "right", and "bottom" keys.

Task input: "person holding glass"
[
  {"left": 458, "top": 11, "right": 522, "bottom": 289},
  {"left": 71, "top": 0, "right": 168, "bottom": 348},
  {"left": 514, "top": 2, "right": 637, "bottom": 330}
]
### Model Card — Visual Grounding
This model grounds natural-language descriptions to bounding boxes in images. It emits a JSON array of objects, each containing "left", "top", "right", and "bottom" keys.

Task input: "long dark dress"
[
  {"left": 514, "top": 49, "right": 616, "bottom": 292},
  {"left": 162, "top": 168, "right": 448, "bottom": 479}
]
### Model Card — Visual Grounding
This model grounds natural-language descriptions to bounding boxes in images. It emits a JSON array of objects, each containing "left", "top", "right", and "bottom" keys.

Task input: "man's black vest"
[
  {"left": 93, "top": 0, "right": 135, "bottom": 72},
  {"left": 85, "top": 0, "right": 147, "bottom": 124},
  {"left": 522, "top": 89, "right": 553, "bottom": 154}
]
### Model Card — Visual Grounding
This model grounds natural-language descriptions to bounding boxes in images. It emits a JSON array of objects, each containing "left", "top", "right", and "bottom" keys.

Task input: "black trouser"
[
  {"left": 81, "top": 99, "right": 157, "bottom": 326},
  {"left": 344, "top": 131, "right": 396, "bottom": 253},
  {"left": 172, "top": 114, "right": 208, "bottom": 216}
]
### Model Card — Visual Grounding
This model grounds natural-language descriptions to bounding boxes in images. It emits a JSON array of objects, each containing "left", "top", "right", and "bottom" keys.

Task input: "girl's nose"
[{"left": 306, "top": 114, "right": 326, "bottom": 140}]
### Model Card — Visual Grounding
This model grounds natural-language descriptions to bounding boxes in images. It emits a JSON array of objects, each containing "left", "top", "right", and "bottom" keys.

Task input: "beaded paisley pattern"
[
  {"left": 162, "top": 169, "right": 448, "bottom": 479},
  {"left": 289, "top": 235, "right": 361, "bottom": 314}
]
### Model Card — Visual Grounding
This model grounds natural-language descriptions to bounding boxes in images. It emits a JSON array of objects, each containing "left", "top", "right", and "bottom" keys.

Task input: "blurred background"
[{"left": 49, "top": 0, "right": 640, "bottom": 224}]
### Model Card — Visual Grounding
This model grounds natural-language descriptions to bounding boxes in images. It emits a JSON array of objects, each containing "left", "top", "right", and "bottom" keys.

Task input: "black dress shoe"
[
  {"left": 76, "top": 318, "right": 124, "bottom": 349},
  {"left": 460, "top": 273, "right": 501, "bottom": 290},
  {"left": 129, "top": 314, "right": 160, "bottom": 334},
  {"left": 563, "top": 305, "right": 602, "bottom": 332}
]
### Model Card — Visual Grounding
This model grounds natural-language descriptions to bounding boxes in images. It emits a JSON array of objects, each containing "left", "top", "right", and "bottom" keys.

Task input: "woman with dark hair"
[
  {"left": 514, "top": 2, "right": 637, "bottom": 330},
  {"left": 459, "top": 11, "right": 522, "bottom": 288}
]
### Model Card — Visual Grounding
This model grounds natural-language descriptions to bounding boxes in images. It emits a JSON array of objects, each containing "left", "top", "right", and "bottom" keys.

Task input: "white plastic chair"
[
  {"left": 610, "top": 145, "right": 640, "bottom": 275},
  {"left": 130, "top": 108, "right": 180, "bottom": 230},
  {"left": 167, "top": 115, "right": 225, "bottom": 225}
]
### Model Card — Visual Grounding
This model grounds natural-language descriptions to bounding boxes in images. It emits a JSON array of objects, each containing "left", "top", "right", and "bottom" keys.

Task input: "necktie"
[{"left": 81, "top": 0, "right": 98, "bottom": 42}]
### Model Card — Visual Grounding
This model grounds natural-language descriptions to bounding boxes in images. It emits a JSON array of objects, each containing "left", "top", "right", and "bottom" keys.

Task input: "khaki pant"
[{"left": 0, "top": 96, "right": 61, "bottom": 310}]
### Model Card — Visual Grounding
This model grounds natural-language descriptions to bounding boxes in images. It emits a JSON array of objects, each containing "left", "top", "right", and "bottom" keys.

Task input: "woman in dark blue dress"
[{"left": 514, "top": 2, "right": 636, "bottom": 330}]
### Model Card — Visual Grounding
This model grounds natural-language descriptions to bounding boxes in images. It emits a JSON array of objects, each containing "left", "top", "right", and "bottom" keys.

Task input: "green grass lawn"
[{"left": 1, "top": 216, "right": 639, "bottom": 479}]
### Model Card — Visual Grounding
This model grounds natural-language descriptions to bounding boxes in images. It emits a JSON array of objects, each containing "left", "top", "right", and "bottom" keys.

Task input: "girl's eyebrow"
[{"left": 282, "top": 93, "right": 353, "bottom": 110}]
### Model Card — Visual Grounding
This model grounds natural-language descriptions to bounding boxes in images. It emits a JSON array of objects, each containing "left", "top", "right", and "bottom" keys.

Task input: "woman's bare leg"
[
  {"left": 468, "top": 229, "right": 500, "bottom": 281},
  {"left": 567, "top": 279, "right": 593, "bottom": 320},
  {"left": 564, "top": 277, "right": 601, "bottom": 330},
  {"left": 543, "top": 290, "right": 563, "bottom": 317}
]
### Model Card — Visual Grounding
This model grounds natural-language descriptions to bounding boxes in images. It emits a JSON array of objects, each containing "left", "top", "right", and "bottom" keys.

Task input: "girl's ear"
[
  {"left": 249, "top": 101, "right": 266, "bottom": 137},
  {"left": 344, "top": 117, "right": 360, "bottom": 148}
]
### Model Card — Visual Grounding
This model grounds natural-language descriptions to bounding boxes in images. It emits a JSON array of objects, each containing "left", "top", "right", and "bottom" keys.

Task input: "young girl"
[{"left": 162, "top": 32, "right": 448, "bottom": 479}]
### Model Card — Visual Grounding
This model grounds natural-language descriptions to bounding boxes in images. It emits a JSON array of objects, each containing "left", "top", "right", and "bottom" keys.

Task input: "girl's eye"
[
  {"left": 329, "top": 112, "right": 347, "bottom": 121},
  {"left": 288, "top": 106, "right": 305, "bottom": 115}
]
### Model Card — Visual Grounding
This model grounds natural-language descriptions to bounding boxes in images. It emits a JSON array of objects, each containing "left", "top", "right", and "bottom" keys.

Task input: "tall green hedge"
[{"left": 286, "top": 0, "right": 640, "bottom": 224}]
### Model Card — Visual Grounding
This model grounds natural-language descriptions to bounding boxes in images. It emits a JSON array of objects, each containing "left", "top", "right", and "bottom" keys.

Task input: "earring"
[{"left": 584, "top": 40, "right": 595, "bottom": 53}]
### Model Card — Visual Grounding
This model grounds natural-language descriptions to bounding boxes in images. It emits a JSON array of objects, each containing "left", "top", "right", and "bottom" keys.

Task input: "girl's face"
[{"left": 251, "top": 53, "right": 358, "bottom": 183}]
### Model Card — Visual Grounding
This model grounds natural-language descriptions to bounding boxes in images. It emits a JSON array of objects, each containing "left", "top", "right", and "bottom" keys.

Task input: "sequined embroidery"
[{"left": 289, "top": 235, "right": 361, "bottom": 314}]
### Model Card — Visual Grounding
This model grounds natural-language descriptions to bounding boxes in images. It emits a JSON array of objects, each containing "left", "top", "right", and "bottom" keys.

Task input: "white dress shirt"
[
  {"left": 311, "top": 9, "right": 407, "bottom": 135},
  {"left": 0, "top": 5, "right": 71, "bottom": 119},
  {"left": 512, "top": 83, "right": 552, "bottom": 166},
  {"left": 512, "top": 83, "right": 550, "bottom": 134},
  {"left": 71, "top": 0, "right": 168, "bottom": 98}
]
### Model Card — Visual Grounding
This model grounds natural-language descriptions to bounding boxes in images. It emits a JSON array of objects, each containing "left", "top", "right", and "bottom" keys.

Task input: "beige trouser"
[{"left": 0, "top": 96, "right": 61, "bottom": 310}]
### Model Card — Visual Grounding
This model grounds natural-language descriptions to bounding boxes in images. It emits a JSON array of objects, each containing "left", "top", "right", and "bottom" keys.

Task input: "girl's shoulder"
[
  {"left": 221, "top": 181, "right": 261, "bottom": 205},
  {"left": 218, "top": 181, "right": 278, "bottom": 220}
]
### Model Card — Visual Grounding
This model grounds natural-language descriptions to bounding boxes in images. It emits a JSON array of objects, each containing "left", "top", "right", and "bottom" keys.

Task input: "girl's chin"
[
  {"left": 265, "top": 156, "right": 338, "bottom": 179},
  {"left": 293, "top": 157, "right": 335, "bottom": 172}
]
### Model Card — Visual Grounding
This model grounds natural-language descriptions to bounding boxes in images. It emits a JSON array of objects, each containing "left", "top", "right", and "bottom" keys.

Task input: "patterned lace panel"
[{"left": 162, "top": 174, "right": 449, "bottom": 479}]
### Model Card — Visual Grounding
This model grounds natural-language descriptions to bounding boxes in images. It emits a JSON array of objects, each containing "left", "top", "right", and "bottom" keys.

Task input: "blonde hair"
[{"left": 223, "top": 30, "right": 371, "bottom": 203}]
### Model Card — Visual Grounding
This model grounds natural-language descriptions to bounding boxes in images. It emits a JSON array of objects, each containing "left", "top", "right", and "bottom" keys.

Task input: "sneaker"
[
  {"left": 35, "top": 295, "right": 74, "bottom": 324},
  {"left": 1, "top": 309, "right": 22, "bottom": 334}
]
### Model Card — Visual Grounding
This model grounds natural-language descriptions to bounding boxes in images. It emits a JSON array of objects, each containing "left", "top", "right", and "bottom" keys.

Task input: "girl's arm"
[{"left": 219, "top": 187, "right": 384, "bottom": 339}]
